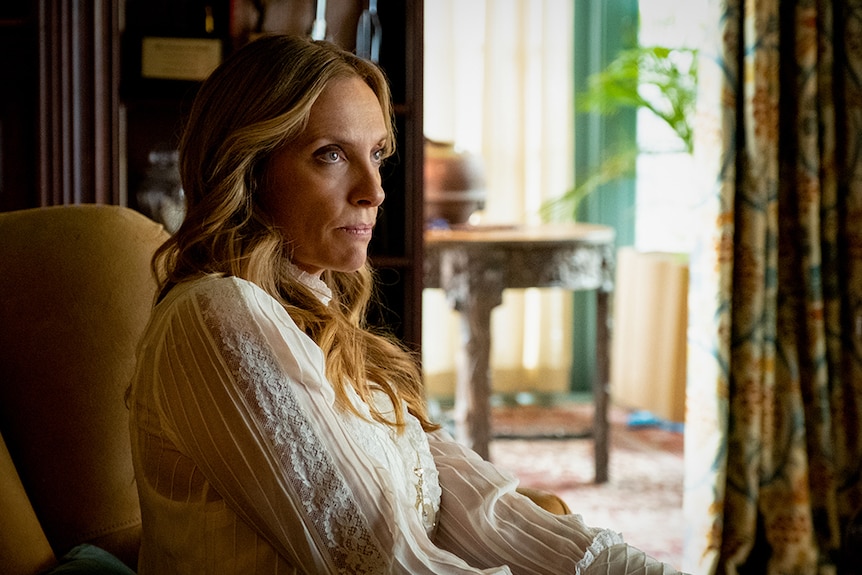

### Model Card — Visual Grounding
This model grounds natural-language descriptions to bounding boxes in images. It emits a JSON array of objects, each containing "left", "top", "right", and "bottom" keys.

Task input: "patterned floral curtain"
[{"left": 683, "top": 1, "right": 862, "bottom": 573}]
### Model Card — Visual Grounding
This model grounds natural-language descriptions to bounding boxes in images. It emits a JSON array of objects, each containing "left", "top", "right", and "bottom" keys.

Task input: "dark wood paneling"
[
  {"left": 37, "top": 0, "right": 121, "bottom": 206},
  {"left": 0, "top": 0, "right": 121, "bottom": 211}
]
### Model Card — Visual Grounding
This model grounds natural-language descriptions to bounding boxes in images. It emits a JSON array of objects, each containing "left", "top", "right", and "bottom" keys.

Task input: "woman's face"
[{"left": 261, "top": 76, "right": 388, "bottom": 277}]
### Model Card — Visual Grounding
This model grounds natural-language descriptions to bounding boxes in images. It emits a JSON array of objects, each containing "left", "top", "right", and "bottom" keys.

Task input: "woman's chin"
[{"left": 332, "top": 253, "right": 369, "bottom": 274}]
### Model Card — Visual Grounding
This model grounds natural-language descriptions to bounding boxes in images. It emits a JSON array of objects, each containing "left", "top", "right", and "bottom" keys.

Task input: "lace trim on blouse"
[
  {"left": 342, "top": 387, "right": 441, "bottom": 537},
  {"left": 197, "top": 279, "right": 386, "bottom": 574},
  {"left": 283, "top": 259, "right": 333, "bottom": 305}
]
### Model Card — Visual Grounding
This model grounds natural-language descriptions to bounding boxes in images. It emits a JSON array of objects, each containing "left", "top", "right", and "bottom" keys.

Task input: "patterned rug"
[{"left": 487, "top": 402, "right": 685, "bottom": 567}]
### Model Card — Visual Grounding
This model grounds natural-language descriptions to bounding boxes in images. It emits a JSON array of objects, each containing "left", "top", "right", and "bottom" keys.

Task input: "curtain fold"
[{"left": 684, "top": 1, "right": 862, "bottom": 573}]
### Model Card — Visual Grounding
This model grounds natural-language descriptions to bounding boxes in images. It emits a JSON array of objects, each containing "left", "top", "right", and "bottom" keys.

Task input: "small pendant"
[
  {"left": 414, "top": 459, "right": 437, "bottom": 532},
  {"left": 413, "top": 465, "right": 425, "bottom": 512}
]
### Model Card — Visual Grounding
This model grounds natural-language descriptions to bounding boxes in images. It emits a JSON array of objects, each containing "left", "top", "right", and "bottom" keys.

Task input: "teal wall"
[{"left": 570, "top": 0, "right": 639, "bottom": 392}]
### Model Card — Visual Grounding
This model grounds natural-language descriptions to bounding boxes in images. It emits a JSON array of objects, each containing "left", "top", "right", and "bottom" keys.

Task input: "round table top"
[{"left": 424, "top": 222, "right": 615, "bottom": 246}]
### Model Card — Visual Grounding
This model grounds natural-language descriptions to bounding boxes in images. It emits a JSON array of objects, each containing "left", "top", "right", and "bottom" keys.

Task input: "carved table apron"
[{"left": 424, "top": 223, "right": 615, "bottom": 483}]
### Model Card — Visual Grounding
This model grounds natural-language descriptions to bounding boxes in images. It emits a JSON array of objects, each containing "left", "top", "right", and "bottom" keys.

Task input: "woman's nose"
[{"left": 351, "top": 165, "right": 385, "bottom": 207}]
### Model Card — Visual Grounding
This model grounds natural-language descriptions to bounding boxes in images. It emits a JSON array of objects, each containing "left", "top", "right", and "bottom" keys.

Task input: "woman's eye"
[
  {"left": 372, "top": 149, "right": 384, "bottom": 163},
  {"left": 317, "top": 148, "right": 342, "bottom": 163}
]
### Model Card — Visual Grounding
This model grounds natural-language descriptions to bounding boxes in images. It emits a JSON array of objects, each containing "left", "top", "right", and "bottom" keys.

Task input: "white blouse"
[{"left": 129, "top": 274, "right": 685, "bottom": 574}]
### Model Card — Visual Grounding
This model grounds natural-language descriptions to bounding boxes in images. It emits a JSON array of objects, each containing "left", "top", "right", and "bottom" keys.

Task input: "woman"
[{"left": 128, "top": 34, "right": 685, "bottom": 574}]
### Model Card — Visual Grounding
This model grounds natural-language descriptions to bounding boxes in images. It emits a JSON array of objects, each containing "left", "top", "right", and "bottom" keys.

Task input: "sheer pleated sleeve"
[
  {"left": 428, "top": 430, "right": 687, "bottom": 574},
  {"left": 129, "top": 276, "right": 506, "bottom": 574}
]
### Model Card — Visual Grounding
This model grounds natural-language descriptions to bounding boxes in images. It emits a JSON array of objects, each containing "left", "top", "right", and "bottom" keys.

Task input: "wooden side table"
[{"left": 424, "top": 223, "right": 615, "bottom": 483}]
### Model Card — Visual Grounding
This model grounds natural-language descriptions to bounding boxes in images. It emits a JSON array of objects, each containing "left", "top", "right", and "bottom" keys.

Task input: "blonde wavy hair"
[{"left": 153, "top": 34, "right": 437, "bottom": 433}]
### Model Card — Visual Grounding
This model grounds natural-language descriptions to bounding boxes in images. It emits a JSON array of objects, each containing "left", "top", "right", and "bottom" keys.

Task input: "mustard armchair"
[{"left": 0, "top": 205, "right": 169, "bottom": 574}]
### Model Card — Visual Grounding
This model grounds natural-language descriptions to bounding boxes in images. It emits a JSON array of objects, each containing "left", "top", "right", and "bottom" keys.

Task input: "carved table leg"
[
  {"left": 594, "top": 288, "right": 610, "bottom": 483},
  {"left": 454, "top": 291, "right": 499, "bottom": 460}
]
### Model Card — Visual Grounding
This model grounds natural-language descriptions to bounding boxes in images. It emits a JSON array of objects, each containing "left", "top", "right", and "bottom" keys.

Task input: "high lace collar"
[{"left": 283, "top": 260, "right": 333, "bottom": 306}]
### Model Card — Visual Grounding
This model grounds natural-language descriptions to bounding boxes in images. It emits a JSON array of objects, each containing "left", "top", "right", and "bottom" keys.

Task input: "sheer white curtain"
[{"left": 421, "top": 0, "right": 575, "bottom": 398}]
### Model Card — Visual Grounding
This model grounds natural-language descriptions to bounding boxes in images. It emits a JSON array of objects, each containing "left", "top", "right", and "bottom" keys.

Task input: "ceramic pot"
[{"left": 423, "top": 140, "right": 486, "bottom": 225}]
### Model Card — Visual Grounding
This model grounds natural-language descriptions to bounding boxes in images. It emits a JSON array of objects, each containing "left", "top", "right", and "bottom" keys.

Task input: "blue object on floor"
[{"left": 627, "top": 410, "right": 684, "bottom": 433}]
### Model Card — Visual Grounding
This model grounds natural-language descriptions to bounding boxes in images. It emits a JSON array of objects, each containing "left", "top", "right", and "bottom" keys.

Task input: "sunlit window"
[{"left": 635, "top": 0, "right": 709, "bottom": 254}]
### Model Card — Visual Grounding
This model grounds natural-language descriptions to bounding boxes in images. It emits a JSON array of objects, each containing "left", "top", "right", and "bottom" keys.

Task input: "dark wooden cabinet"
[
  {"left": 1, "top": 0, "right": 424, "bottom": 351},
  {"left": 364, "top": 1, "right": 425, "bottom": 350}
]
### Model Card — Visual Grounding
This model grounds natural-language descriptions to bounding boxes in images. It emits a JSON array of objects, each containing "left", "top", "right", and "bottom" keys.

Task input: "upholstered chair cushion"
[{"left": 0, "top": 205, "right": 169, "bottom": 572}]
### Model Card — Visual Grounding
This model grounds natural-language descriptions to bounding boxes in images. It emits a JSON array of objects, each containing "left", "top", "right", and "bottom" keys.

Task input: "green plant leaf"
[
  {"left": 576, "top": 45, "right": 698, "bottom": 153},
  {"left": 540, "top": 44, "right": 698, "bottom": 222}
]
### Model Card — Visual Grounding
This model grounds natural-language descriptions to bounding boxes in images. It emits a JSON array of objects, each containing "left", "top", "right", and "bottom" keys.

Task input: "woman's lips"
[{"left": 339, "top": 224, "right": 374, "bottom": 236}]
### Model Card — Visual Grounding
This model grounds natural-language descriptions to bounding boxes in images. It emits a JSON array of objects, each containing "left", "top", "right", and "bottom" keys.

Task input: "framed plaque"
[{"left": 141, "top": 37, "right": 222, "bottom": 81}]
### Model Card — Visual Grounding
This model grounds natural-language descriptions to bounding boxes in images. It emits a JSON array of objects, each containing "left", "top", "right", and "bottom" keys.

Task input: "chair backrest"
[{"left": 0, "top": 205, "right": 169, "bottom": 572}]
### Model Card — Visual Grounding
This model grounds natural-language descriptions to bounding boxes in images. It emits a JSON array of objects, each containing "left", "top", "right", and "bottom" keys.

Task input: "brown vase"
[{"left": 423, "top": 139, "right": 486, "bottom": 225}]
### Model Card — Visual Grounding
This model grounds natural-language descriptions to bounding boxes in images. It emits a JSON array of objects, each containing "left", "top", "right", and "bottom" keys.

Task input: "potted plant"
[{"left": 541, "top": 44, "right": 698, "bottom": 221}]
